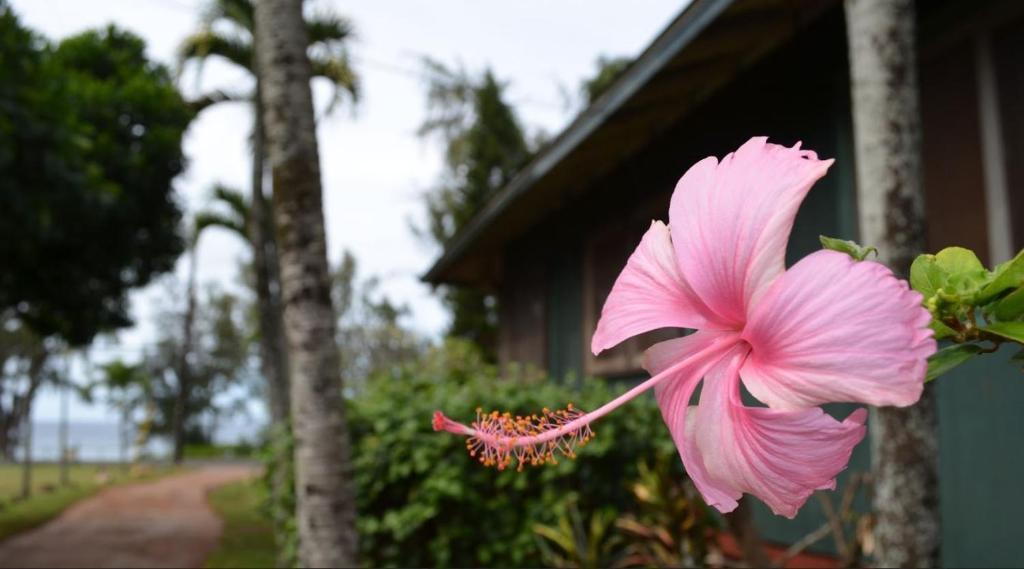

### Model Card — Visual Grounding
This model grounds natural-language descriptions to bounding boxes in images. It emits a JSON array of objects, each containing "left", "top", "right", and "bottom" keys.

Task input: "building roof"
[{"left": 423, "top": 0, "right": 835, "bottom": 287}]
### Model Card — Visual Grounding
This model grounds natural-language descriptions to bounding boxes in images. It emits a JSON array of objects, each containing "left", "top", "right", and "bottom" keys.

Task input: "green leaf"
[
  {"left": 819, "top": 235, "right": 877, "bottom": 261},
  {"left": 926, "top": 344, "right": 982, "bottom": 382},
  {"left": 934, "top": 246, "right": 986, "bottom": 274},
  {"left": 910, "top": 254, "right": 945, "bottom": 299},
  {"left": 983, "top": 321, "right": 1024, "bottom": 344},
  {"left": 978, "top": 250, "right": 1024, "bottom": 303},
  {"left": 911, "top": 247, "right": 991, "bottom": 306},
  {"left": 935, "top": 247, "right": 990, "bottom": 296},
  {"left": 992, "top": 287, "right": 1024, "bottom": 322}
]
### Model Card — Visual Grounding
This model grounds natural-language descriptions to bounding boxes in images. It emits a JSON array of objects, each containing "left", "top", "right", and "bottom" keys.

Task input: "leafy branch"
[{"left": 910, "top": 247, "right": 1024, "bottom": 380}]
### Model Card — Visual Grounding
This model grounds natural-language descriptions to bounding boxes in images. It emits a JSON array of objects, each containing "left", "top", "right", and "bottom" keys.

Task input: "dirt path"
[{"left": 0, "top": 464, "right": 258, "bottom": 568}]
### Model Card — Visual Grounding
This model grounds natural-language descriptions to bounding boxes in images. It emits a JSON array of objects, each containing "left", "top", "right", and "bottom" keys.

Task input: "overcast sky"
[{"left": 13, "top": 0, "right": 688, "bottom": 422}]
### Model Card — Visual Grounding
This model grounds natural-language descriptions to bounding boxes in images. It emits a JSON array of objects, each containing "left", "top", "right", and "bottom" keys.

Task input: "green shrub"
[{"left": 349, "top": 339, "right": 679, "bottom": 567}]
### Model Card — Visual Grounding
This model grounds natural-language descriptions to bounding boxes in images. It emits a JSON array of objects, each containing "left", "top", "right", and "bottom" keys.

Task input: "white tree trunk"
[
  {"left": 845, "top": 0, "right": 940, "bottom": 566},
  {"left": 253, "top": 0, "right": 359, "bottom": 566}
]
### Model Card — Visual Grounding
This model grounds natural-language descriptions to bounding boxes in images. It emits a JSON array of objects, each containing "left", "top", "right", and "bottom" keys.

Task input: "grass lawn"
[
  {"left": 0, "top": 463, "right": 175, "bottom": 542},
  {"left": 183, "top": 443, "right": 257, "bottom": 461},
  {"left": 205, "top": 479, "right": 275, "bottom": 568}
]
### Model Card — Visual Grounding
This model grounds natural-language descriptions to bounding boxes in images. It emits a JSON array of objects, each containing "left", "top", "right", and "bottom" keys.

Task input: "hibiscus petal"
[
  {"left": 591, "top": 220, "right": 710, "bottom": 354},
  {"left": 646, "top": 331, "right": 743, "bottom": 512},
  {"left": 669, "top": 137, "right": 833, "bottom": 326},
  {"left": 741, "top": 250, "right": 936, "bottom": 410},
  {"left": 694, "top": 347, "right": 867, "bottom": 518}
]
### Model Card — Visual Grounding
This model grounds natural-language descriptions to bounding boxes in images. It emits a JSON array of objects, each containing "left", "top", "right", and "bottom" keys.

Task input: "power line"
[
  {"left": 348, "top": 52, "right": 568, "bottom": 112},
  {"left": 149, "top": 0, "right": 202, "bottom": 14}
]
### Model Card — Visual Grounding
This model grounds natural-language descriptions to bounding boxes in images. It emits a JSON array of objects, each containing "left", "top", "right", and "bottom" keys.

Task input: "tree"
[
  {"left": 580, "top": 55, "right": 631, "bottom": 105},
  {"left": 0, "top": 8, "right": 188, "bottom": 483},
  {"left": 146, "top": 283, "right": 252, "bottom": 452},
  {"left": 0, "top": 7, "right": 192, "bottom": 345},
  {"left": 0, "top": 315, "right": 53, "bottom": 461},
  {"left": 418, "top": 61, "right": 532, "bottom": 359},
  {"left": 85, "top": 360, "right": 156, "bottom": 463},
  {"left": 255, "top": 0, "right": 358, "bottom": 565},
  {"left": 170, "top": 223, "right": 202, "bottom": 464},
  {"left": 332, "top": 250, "right": 426, "bottom": 391},
  {"left": 845, "top": 0, "right": 939, "bottom": 566}
]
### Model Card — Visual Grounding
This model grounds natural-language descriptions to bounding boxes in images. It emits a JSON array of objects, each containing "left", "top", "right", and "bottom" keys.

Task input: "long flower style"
[{"left": 434, "top": 137, "right": 936, "bottom": 518}]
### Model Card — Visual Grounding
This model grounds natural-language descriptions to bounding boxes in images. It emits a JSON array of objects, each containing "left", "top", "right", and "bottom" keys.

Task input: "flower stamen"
[{"left": 437, "top": 405, "right": 594, "bottom": 472}]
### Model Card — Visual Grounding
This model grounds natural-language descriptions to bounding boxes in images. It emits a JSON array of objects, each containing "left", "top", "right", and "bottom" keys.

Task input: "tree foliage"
[
  {"left": 332, "top": 251, "right": 426, "bottom": 390},
  {"left": 0, "top": 6, "right": 191, "bottom": 344},
  {"left": 178, "top": 0, "right": 359, "bottom": 113},
  {"left": 580, "top": 55, "right": 631, "bottom": 106},
  {"left": 419, "top": 60, "right": 532, "bottom": 358}
]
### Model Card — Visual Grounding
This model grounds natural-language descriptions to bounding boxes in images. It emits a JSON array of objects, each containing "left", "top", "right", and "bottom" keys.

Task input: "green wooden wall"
[
  {"left": 546, "top": 241, "right": 584, "bottom": 386},
  {"left": 936, "top": 344, "right": 1024, "bottom": 568}
]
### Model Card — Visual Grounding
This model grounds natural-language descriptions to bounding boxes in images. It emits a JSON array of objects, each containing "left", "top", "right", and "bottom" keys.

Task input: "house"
[{"left": 423, "top": 0, "right": 1024, "bottom": 565}]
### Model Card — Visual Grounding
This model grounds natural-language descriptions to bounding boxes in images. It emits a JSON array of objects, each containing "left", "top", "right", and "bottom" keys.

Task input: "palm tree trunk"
[
  {"left": 250, "top": 94, "right": 290, "bottom": 430},
  {"left": 845, "top": 0, "right": 939, "bottom": 566},
  {"left": 172, "top": 243, "right": 199, "bottom": 464},
  {"left": 254, "top": 0, "right": 359, "bottom": 566},
  {"left": 250, "top": 81, "right": 294, "bottom": 569}
]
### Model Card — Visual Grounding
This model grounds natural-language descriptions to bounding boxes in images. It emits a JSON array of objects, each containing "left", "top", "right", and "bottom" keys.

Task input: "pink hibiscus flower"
[{"left": 434, "top": 137, "right": 936, "bottom": 518}]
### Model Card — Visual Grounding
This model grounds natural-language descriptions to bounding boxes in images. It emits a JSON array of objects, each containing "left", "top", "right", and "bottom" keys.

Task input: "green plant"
[
  {"left": 615, "top": 457, "right": 720, "bottom": 568},
  {"left": 260, "top": 422, "right": 297, "bottom": 568},
  {"left": 349, "top": 339, "right": 676, "bottom": 567},
  {"left": 260, "top": 339, "right": 702, "bottom": 567},
  {"left": 909, "top": 247, "right": 1024, "bottom": 379},
  {"left": 534, "top": 501, "right": 626, "bottom": 568}
]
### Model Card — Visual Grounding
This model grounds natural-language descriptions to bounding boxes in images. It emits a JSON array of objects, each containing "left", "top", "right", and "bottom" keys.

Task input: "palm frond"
[
  {"left": 211, "top": 184, "right": 250, "bottom": 223},
  {"left": 194, "top": 211, "right": 246, "bottom": 239},
  {"left": 310, "top": 52, "right": 360, "bottom": 112},
  {"left": 177, "top": 28, "right": 253, "bottom": 78},
  {"left": 194, "top": 183, "right": 249, "bottom": 239},
  {"left": 201, "top": 0, "right": 255, "bottom": 33},
  {"left": 306, "top": 11, "right": 355, "bottom": 45},
  {"left": 304, "top": 9, "right": 359, "bottom": 115},
  {"left": 188, "top": 88, "right": 253, "bottom": 114}
]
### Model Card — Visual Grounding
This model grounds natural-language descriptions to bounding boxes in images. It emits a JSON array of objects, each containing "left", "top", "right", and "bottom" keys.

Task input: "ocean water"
[
  {"left": 11, "top": 421, "right": 147, "bottom": 462},
  {"left": 13, "top": 419, "right": 260, "bottom": 463}
]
